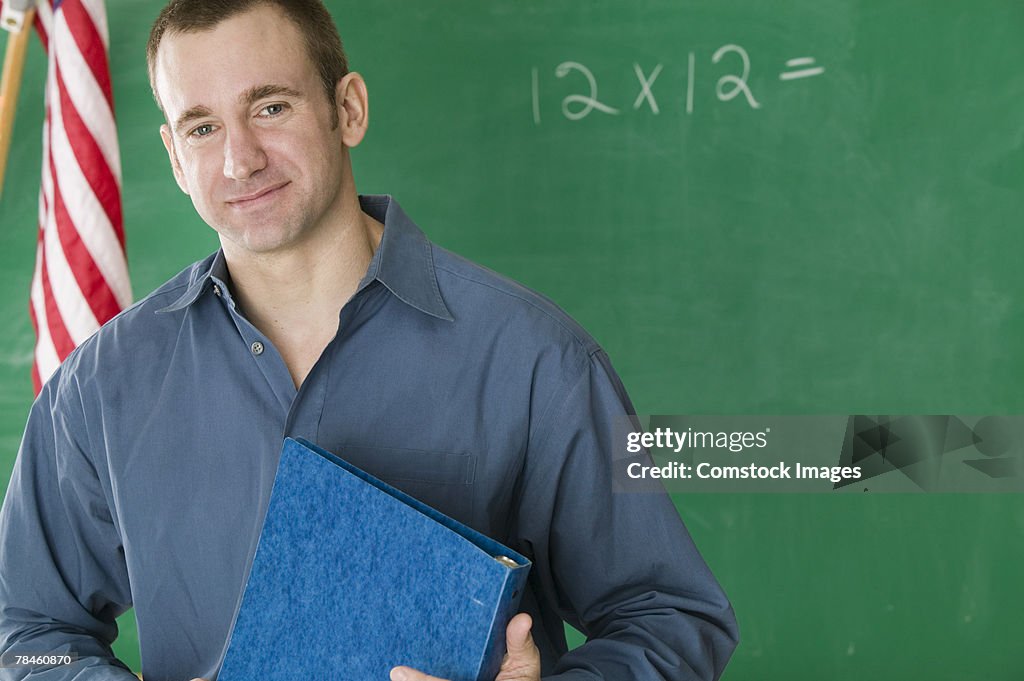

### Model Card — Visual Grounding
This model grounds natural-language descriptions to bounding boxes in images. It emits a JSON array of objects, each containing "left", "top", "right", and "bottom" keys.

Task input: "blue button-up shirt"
[{"left": 0, "top": 196, "right": 737, "bottom": 681}]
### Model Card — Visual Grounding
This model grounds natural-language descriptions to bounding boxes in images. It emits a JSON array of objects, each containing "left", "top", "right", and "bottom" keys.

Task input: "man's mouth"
[{"left": 226, "top": 181, "right": 290, "bottom": 206}]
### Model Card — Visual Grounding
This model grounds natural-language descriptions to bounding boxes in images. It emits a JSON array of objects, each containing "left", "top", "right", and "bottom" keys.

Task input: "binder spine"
[{"left": 475, "top": 566, "right": 530, "bottom": 681}]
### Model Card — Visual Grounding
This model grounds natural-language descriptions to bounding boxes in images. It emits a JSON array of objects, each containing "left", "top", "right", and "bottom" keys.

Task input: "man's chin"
[{"left": 217, "top": 225, "right": 309, "bottom": 260}]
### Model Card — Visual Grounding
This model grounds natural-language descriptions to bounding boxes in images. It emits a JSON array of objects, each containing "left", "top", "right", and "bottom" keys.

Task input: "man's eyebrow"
[
  {"left": 240, "top": 84, "right": 303, "bottom": 107},
  {"left": 173, "top": 105, "right": 213, "bottom": 136},
  {"left": 171, "top": 86, "right": 303, "bottom": 136}
]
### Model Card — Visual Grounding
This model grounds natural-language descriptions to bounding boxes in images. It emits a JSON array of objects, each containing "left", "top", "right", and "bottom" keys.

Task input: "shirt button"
[{"left": 250, "top": 341, "right": 265, "bottom": 356}]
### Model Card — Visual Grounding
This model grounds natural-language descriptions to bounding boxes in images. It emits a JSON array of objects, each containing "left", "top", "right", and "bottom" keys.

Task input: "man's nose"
[{"left": 222, "top": 125, "right": 267, "bottom": 180}]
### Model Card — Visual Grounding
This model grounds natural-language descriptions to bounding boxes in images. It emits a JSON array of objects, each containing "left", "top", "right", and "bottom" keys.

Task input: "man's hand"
[{"left": 390, "top": 612, "right": 541, "bottom": 681}]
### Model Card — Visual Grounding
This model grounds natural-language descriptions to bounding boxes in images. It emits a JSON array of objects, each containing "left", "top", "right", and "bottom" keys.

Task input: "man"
[{"left": 0, "top": 1, "right": 738, "bottom": 679}]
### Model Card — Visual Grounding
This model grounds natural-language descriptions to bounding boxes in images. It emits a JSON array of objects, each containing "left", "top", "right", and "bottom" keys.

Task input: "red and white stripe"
[{"left": 2, "top": 0, "right": 131, "bottom": 393}]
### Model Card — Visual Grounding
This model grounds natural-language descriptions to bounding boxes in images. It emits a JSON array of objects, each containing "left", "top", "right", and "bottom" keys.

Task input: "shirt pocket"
[{"left": 333, "top": 444, "right": 476, "bottom": 524}]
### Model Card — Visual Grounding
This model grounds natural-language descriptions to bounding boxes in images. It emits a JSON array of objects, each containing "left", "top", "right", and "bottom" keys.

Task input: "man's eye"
[
  {"left": 190, "top": 124, "right": 215, "bottom": 138},
  {"left": 261, "top": 103, "right": 286, "bottom": 116}
]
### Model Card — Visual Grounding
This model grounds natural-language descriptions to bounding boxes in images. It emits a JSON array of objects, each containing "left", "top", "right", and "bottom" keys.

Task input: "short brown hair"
[{"left": 146, "top": 0, "right": 349, "bottom": 125}]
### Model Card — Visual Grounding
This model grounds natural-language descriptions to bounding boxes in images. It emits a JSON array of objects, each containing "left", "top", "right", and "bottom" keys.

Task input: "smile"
[{"left": 226, "top": 181, "right": 290, "bottom": 208}]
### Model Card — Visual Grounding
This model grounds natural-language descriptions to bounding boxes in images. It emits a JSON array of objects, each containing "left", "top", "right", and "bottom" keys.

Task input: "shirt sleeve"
[
  {"left": 0, "top": 373, "right": 137, "bottom": 680},
  {"left": 514, "top": 349, "right": 739, "bottom": 681}
]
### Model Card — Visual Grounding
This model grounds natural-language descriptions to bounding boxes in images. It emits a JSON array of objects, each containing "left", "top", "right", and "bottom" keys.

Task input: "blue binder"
[{"left": 217, "top": 438, "right": 531, "bottom": 681}]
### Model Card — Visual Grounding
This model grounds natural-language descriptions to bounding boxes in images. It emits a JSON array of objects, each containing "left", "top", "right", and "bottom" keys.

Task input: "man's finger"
[
  {"left": 388, "top": 615, "right": 539, "bottom": 681},
  {"left": 498, "top": 612, "right": 541, "bottom": 681},
  {"left": 390, "top": 665, "right": 448, "bottom": 681},
  {"left": 505, "top": 612, "right": 535, "bottom": 655}
]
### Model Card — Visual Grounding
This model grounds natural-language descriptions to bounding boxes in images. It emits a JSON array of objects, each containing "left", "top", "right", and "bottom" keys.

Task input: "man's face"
[{"left": 153, "top": 5, "right": 354, "bottom": 257}]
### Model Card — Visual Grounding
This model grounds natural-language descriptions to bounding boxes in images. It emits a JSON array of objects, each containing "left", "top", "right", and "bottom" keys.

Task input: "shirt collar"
[
  {"left": 357, "top": 194, "right": 453, "bottom": 321},
  {"left": 158, "top": 195, "right": 453, "bottom": 321},
  {"left": 157, "top": 250, "right": 231, "bottom": 313}
]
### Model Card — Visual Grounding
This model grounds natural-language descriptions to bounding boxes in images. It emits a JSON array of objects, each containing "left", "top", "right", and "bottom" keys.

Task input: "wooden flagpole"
[{"left": 0, "top": 6, "right": 36, "bottom": 199}]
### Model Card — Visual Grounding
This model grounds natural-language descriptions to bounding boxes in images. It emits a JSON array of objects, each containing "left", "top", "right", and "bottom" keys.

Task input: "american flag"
[{"left": 2, "top": 0, "right": 131, "bottom": 394}]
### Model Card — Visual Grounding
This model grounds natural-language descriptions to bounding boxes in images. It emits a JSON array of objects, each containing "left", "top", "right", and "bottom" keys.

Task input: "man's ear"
[
  {"left": 335, "top": 72, "right": 369, "bottom": 148},
  {"left": 159, "top": 124, "right": 189, "bottom": 195}
]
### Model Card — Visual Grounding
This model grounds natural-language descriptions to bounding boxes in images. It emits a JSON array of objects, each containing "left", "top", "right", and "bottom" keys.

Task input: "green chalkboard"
[{"left": 2, "top": 1, "right": 1022, "bottom": 679}]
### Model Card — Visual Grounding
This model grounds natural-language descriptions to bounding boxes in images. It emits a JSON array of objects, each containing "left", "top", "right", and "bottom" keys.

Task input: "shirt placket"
[
  {"left": 284, "top": 280, "right": 385, "bottom": 442},
  {"left": 212, "top": 279, "right": 297, "bottom": 416}
]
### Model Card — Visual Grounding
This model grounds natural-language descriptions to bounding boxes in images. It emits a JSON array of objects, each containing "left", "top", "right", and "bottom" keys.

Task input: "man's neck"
[{"left": 222, "top": 205, "right": 385, "bottom": 387}]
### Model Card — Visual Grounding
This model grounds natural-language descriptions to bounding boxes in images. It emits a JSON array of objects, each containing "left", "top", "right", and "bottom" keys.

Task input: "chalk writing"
[{"left": 531, "top": 45, "right": 825, "bottom": 123}]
